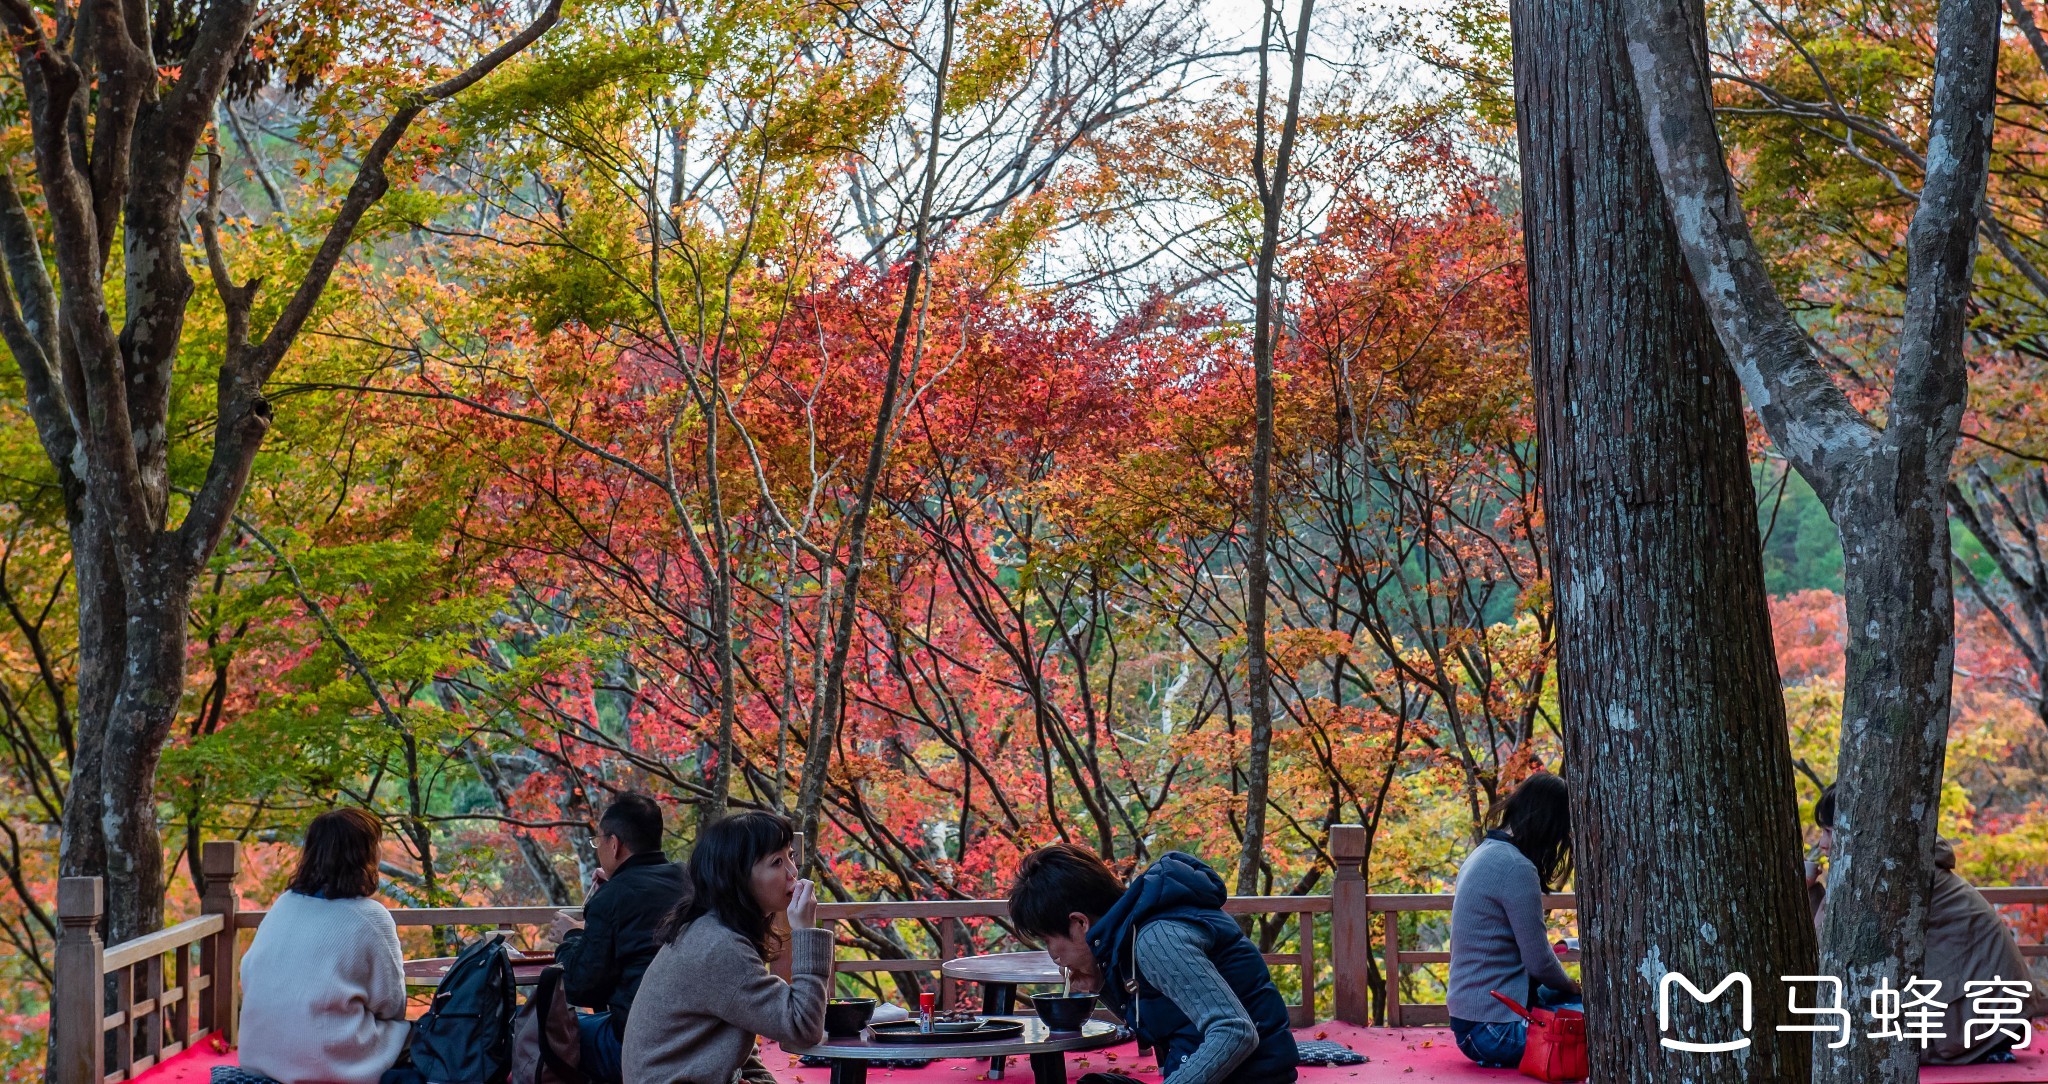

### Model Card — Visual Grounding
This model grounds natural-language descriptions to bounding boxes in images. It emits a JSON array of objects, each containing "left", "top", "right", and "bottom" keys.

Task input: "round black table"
[
  {"left": 941, "top": 951, "right": 1072, "bottom": 1077},
  {"left": 941, "top": 951, "right": 1068, "bottom": 1011},
  {"left": 787, "top": 1017, "right": 1124, "bottom": 1084}
]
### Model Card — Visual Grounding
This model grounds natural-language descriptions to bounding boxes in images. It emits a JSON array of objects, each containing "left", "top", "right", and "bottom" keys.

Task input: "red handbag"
[{"left": 1490, "top": 990, "right": 1588, "bottom": 1083}]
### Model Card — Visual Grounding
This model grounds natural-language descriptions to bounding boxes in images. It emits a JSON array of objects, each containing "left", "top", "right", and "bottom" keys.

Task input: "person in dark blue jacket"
[{"left": 1008, "top": 844, "right": 1298, "bottom": 1084}]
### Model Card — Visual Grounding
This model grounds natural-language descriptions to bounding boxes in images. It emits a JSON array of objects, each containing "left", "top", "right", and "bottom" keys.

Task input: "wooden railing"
[
  {"left": 1365, "top": 889, "right": 1579, "bottom": 1027},
  {"left": 54, "top": 843, "right": 241, "bottom": 1084},
  {"left": 222, "top": 894, "right": 1330, "bottom": 1027},
  {"left": 1358, "top": 886, "right": 2048, "bottom": 1026},
  {"left": 52, "top": 825, "right": 2048, "bottom": 1084}
]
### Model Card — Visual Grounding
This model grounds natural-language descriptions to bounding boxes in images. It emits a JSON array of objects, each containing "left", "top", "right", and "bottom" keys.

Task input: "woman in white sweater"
[{"left": 238, "top": 808, "right": 411, "bottom": 1084}]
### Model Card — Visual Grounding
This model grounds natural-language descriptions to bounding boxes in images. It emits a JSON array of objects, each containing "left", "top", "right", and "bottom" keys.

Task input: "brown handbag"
[{"left": 510, "top": 965, "right": 583, "bottom": 1084}]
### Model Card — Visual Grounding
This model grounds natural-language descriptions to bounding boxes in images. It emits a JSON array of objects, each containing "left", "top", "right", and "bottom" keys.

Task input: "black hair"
[
  {"left": 1008, "top": 843, "right": 1126, "bottom": 940},
  {"left": 657, "top": 810, "right": 794, "bottom": 957},
  {"left": 290, "top": 808, "right": 382, "bottom": 900},
  {"left": 599, "top": 793, "right": 664, "bottom": 856},
  {"left": 1496, "top": 772, "right": 1573, "bottom": 892},
  {"left": 1814, "top": 784, "right": 1836, "bottom": 831}
]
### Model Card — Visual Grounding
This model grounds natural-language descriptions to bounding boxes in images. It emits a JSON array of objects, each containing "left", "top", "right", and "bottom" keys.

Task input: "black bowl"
[
  {"left": 1030, "top": 992, "right": 1097, "bottom": 1032},
  {"left": 825, "top": 997, "right": 878, "bottom": 1037}
]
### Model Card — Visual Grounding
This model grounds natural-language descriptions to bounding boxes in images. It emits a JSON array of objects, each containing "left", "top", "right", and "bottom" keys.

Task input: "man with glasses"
[{"left": 551, "top": 794, "right": 689, "bottom": 1083}]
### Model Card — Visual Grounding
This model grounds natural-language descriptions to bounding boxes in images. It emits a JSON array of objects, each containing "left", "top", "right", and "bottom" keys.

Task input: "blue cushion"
[
  {"left": 211, "top": 1069, "right": 282, "bottom": 1084},
  {"left": 1294, "top": 1040, "right": 1367, "bottom": 1066}
]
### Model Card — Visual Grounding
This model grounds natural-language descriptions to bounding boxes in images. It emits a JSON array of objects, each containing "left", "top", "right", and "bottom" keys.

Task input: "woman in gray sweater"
[
  {"left": 623, "top": 812, "right": 831, "bottom": 1084},
  {"left": 1447, "top": 772, "right": 1581, "bottom": 1068}
]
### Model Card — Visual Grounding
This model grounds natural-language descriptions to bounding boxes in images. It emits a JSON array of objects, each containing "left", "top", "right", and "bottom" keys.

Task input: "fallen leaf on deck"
[
  {"left": 1315, "top": 1031, "right": 1328, "bottom": 1040},
  {"left": 1421, "top": 1040, "right": 1432, "bottom": 1048}
]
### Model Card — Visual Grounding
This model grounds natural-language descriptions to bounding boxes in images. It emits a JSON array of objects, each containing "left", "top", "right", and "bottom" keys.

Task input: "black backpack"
[{"left": 412, "top": 934, "right": 519, "bottom": 1084}]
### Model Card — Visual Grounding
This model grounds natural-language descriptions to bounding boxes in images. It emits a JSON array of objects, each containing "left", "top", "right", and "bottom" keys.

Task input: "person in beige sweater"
[
  {"left": 1807, "top": 785, "right": 2048, "bottom": 1065},
  {"left": 623, "top": 811, "right": 831, "bottom": 1084}
]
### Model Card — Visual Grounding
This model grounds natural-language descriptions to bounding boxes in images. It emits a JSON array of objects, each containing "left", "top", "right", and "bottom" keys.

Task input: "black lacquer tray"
[{"left": 864, "top": 1019, "right": 1027, "bottom": 1044}]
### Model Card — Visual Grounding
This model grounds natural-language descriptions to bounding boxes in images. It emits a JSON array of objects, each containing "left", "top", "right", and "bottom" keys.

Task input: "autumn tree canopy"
[{"left": 4, "top": 0, "right": 2048, "bottom": 1075}]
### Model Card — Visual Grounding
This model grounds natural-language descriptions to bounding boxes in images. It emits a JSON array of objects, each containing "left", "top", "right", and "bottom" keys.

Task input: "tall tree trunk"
[
  {"left": 0, "top": 0, "right": 560, "bottom": 979},
  {"left": 1237, "top": 0, "right": 1313, "bottom": 898},
  {"left": 1621, "top": 1, "right": 1999, "bottom": 1080},
  {"left": 1513, "top": 0, "right": 1819, "bottom": 1081},
  {"left": 1796, "top": 462, "right": 1967, "bottom": 1084},
  {"left": 94, "top": 588, "right": 192, "bottom": 942},
  {"left": 54, "top": 505, "right": 120, "bottom": 899}
]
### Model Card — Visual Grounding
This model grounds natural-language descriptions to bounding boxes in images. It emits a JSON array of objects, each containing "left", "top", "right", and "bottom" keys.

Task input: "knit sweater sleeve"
[
  {"left": 714, "top": 926, "right": 833, "bottom": 1049},
  {"left": 1500, "top": 859, "right": 1573, "bottom": 993},
  {"left": 362, "top": 903, "right": 408, "bottom": 1022},
  {"left": 1135, "top": 920, "right": 1258, "bottom": 1084}
]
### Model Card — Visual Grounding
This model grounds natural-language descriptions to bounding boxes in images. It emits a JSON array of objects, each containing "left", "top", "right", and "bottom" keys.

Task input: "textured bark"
[
  {"left": 0, "top": 0, "right": 559, "bottom": 992},
  {"left": 1512, "top": 0, "right": 1819, "bottom": 1080},
  {"left": 1620, "top": 1, "right": 1999, "bottom": 1081}
]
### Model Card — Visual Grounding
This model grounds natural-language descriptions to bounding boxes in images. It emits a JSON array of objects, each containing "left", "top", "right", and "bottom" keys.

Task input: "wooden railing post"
[
  {"left": 200, "top": 841, "right": 240, "bottom": 1045},
  {"left": 1382, "top": 910, "right": 1402, "bottom": 1028},
  {"left": 55, "top": 877, "right": 105, "bottom": 1084},
  {"left": 1329, "top": 824, "right": 1369, "bottom": 1025},
  {"left": 938, "top": 919, "right": 960, "bottom": 1010}
]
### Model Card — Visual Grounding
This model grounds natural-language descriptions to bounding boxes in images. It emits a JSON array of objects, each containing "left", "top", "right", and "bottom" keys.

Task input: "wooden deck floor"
[{"left": 126, "top": 1019, "right": 2048, "bottom": 1084}]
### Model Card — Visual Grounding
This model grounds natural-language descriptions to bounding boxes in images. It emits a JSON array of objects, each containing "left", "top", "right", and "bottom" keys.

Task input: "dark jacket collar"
[{"left": 616, "top": 849, "right": 670, "bottom": 872}]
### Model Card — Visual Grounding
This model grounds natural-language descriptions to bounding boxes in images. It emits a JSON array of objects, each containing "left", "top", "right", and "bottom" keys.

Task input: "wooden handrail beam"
[
  {"left": 235, "top": 905, "right": 569, "bottom": 928},
  {"left": 233, "top": 896, "right": 1338, "bottom": 929},
  {"left": 103, "top": 914, "right": 224, "bottom": 972},
  {"left": 831, "top": 959, "right": 946, "bottom": 973},
  {"left": 1976, "top": 887, "right": 2048, "bottom": 904}
]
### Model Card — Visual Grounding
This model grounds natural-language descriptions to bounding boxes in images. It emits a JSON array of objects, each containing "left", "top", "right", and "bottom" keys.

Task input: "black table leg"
[
  {"left": 983, "top": 981, "right": 1017, "bottom": 1014},
  {"left": 983, "top": 983, "right": 1017, "bottom": 1079},
  {"left": 829, "top": 1060, "right": 868, "bottom": 1084},
  {"left": 1029, "top": 1051, "right": 1066, "bottom": 1084}
]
